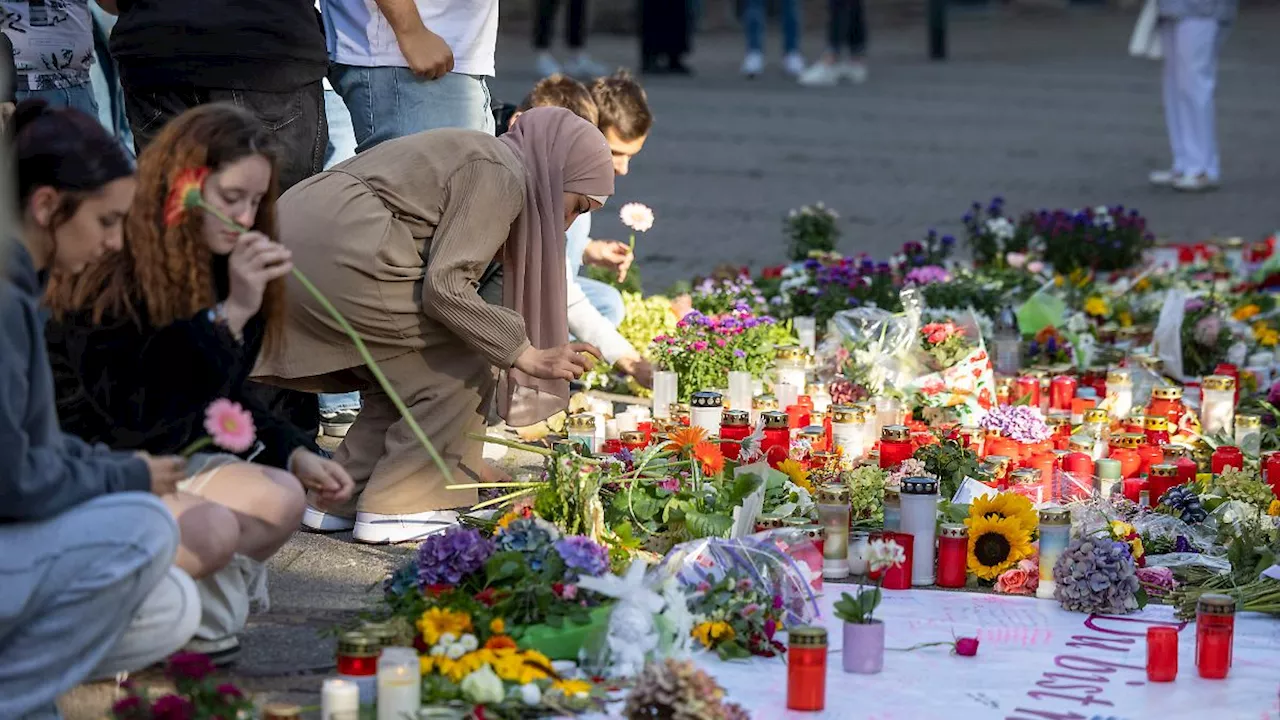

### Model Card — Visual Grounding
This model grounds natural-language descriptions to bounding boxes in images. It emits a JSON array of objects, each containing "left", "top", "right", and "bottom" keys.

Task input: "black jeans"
[
  {"left": 828, "top": 0, "right": 868, "bottom": 56},
  {"left": 122, "top": 81, "right": 328, "bottom": 195},
  {"left": 641, "top": 0, "right": 691, "bottom": 64},
  {"left": 534, "top": 0, "right": 587, "bottom": 49}
]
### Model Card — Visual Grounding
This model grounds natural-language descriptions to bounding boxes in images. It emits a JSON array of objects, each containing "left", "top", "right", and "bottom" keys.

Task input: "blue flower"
[
  {"left": 555, "top": 536, "right": 610, "bottom": 580},
  {"left": 941, "top": 235, "right": 956, "bottom": 247},
  {"left": 416, "top": 527, "right": 493, "bottom": 587}
]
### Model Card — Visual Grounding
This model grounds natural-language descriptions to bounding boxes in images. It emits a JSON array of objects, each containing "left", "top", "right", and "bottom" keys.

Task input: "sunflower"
[
  {"left": 777, "top": 459, "right": 813, "bottom": 494},
  {"left": 666, "top": 426, "right": 709, "bottom": 453},
  {"left": 692, "top": 440, "right": 725, "bottom": 475},
  {"left": 552, "top": 678, "right": 594, "bottom": 697},
  {"left": 968, "top": 492, "right": 1038, "bottom": 537},
  {"left": 967, "top": 515, "right": 1033, "bottom": 581},
  {"left": 691, "top": 620, "right": 735, "bottom": 648},
  {"left": 416, "top": 607, "right": 473, "bottom": 646}
]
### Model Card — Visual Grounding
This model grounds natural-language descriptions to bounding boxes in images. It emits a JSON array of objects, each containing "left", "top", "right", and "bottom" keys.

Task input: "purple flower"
[
  {"left": 980, "top": 406, "right": 1052, "bottom": 443},
  {"left": 658, "top": 476, "right": 681, "bottom": 492},
  {"left": 1174, "top": 535, "right": 1195, "bottom": 554},
  {"left": 555, "top": 535, "right": 610, "bottom": 579},
  {"left": 417, "top": 526, "right": 494, "bottom": 587},
  {"left": 151, "top": 695, "right": 194, "bottom": 720},
  {"left": 1193, "top": 315, "right": 1223, "bottom": 346},
  {"left": 904, "top": 265, "right": 952, "bottom": 286},
  {"left": 733, "top": 349, "right": 746, "bottom": 358}
]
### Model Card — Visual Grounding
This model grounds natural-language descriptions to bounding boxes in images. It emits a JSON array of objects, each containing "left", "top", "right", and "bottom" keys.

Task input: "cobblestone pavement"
[
  {"left": 58, "top": 7, "right": 1280, "bottom": 715},
  {"left": 491, "top": 5, "right": 1280, "bottom": 292}
]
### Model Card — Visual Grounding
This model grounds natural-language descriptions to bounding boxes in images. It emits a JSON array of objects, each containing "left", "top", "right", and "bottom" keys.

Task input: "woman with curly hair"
[{"left": 44, "top": 103, "right": 353, "bottom": 664}]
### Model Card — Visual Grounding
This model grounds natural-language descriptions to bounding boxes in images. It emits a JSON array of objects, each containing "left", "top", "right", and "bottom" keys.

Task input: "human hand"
[
  {"left": 398, "top": 27, "right": 454, "bottom": 80},
  {"left": 138, "top": 452, "right": 185, "bottom": 496},
  {"left": 514, "top": 342, "right": 602, "bottom": 381},
  {"left": 289, "top": 449, "right": 356, "bottom": 505},
  {"left": 225, "top": 231, "right": 292, "bottom": 334},
  {"left": 584, "top": 240, "right": 634, "bottom": 282},
  {"left": 616, "top": 355, "right": 653, "bottom": 388}
]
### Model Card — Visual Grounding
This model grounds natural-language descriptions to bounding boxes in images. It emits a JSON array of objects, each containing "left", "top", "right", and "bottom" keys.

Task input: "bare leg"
[
  {"left": 162, "top": 492, "right": 239, "bottom": 580},
  {"left": 184, "top": 463, "right": 307, "bottom": 562}
]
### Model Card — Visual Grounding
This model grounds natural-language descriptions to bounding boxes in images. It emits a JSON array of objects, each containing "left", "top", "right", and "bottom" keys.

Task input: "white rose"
[
  {"left": 460, "top": 665, "right": 505, "bottom": 706},
  {"left": 520, "top": 683, "right": 543, "bottom": 706}
]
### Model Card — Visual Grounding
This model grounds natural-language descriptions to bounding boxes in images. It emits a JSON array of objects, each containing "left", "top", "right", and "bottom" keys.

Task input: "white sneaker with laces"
[
  {"left": 353, "top": 509, "right": 460, "bottom": 544},
  {"left": 840, "top": 60, "right": 869, "bottom": 84},
  {"left": 302, "top": 506, "right": 356, "bottom": 532},
  {"left": 1148, "top": 169, "right": 1181, "bottom": 186},
  {"left": 741, "top": 51, "right": 765, "bottom": 78},
  {"left": 798, "top": 61, "right": 841, "bottom": 86},
  {"left": 535, "top": 51, "right": 562, "bottom": 77},
  {"left": 782, "top": 52, "right": 806, "bottom": 77},
  {"left": 565, "top": 52, "right": 608, "bottom": 77},
  {"left": 1172, "top": 173, "right": 1219, "bottom": 192}
]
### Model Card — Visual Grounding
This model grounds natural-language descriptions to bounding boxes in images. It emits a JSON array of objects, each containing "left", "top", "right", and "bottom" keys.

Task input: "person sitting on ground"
[
  {"left": 0, "top": 100, "right": 199, "bottom": 715},
  {"left": 253, "top": 107, "right": 613, "bottom": 544},
  {"left": 45, "top": 103, "right": 354, "bottom": 665},
  {"left": 510, "top": 72, "right": 654, "bottom": 389}
]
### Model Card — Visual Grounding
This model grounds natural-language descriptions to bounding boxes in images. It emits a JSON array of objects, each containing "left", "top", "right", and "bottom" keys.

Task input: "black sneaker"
[{"left": 320, "top": 409, "right": 358, "bottom": 438}]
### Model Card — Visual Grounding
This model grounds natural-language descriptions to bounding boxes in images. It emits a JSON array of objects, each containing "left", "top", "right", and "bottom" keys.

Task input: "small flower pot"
[{"left": 842, "top": 620, "right": 885, "bottom": 674}]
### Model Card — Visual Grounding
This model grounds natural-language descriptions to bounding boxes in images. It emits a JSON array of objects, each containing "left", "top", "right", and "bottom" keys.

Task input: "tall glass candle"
[
  {"left": 761, "top": 411, "right": 791, "bottom": 467},
  {"left": 1265, "top": 451, "right": 1280, "bottom": 498},
  {"left": 937, "top": 523, "right": 968, "bottom": 588},
  {"left": 808, "top": 382, "right": 832, "bottom": 413},
  {"left": 652, "top": 370, "right": 677, "bottom": 419},
  {"left": 787, "top": 626, "right": 828, "bottom": 711},
  {"left": 1014, "top": 375, "right": 1041, "bottom": 407},
  {"left": 847, "top": 531, "right": 870, "bottom": 575},
  {"left": 375, "top": 648, "right": 421, "bottom": 720},
  {"left": 876, "top": 396, "right": 904, "bottom": 430},
  {"left": 776, "top": 383, "right": 801, "bottom": 411},
  {"left": 1147, "top": 627, "right": 1179, "bottom": 683},
  {"left": 831, "top": 405, "right": 865, "bottom": 461},
  {"left": 335, "top": 631, "right": 378, "bottom": 705},
  {"left": 774, "top": 345, "right": 808, "bottom": 392},
  {"left": 899, "top": 477, "right": 939, "bottom": 586},
  {"left": 878, "top": 425, "right": 913, "bottom": 469},
  {"left": 1035, "top": 506, "right": 1071, "bottom": 599},
  {"left": 566, "top": 413, "right": 598, "bottom": 454},
  {"left": 817, "top": 484, "right": 851, "bottom": 579},
  {"left": 689, "top": 391, "right": 723, "bottom": 436},
  {"left": 1195, "top": 594, "right": 1236, "bottom": 679},
  {"left": 1137, "top": 444, "right": 1165, "bottom": 478},
  {"left": 794, "top": 316, "right": 818, "bottom": 353},
  {"left": 727, "top": 370, "right": 753, "bottom": 412},
  {"left": 321, "top": 678, "right": 360, "bottom": 720},
  {"left": 1200, "top": 374, "right": 1236, "bottom": 437},
  {"left": 875, "top": 531, "right": 913, "bottom": 590},
  {"left": 882, "top": 488, "right": 901, "bottom": 531},
  {"left": 1105, "top": 370, "right": 1133, "bottom": 420},
  {"left": 1096, "top": 458, "right": 1122, "bottom": 498},
  {"left": 1060, "top": 452, "right": 1094, "bottom": 500},
  {"left": 1234, "top": 414, "right": 1262, "bottom": 456},
  {"left": 1049, "top": 375, "right": 1077, "bottom": 411},
  {"left": 1148, "top": 386, "right": 1185, "bottom": 426}
]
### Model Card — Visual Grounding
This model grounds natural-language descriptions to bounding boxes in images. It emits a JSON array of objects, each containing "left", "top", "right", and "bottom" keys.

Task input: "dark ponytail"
[{"left": 12, "top": 99, "right": 134, "bottom": 226}]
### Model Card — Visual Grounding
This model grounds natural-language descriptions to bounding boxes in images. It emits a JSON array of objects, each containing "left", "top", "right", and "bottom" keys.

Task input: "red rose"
[
  {"left": 111, "top": 695, "right": 146, "bottom": 719},
  {"left": 151, "top": 694, "right": 194, "bottom": 720},
  {"left": 215, "top": 683, "right": 243, "bottom": 698},
  {"left": 165, "top": 652, "right": 215, "bottom": 682},
  {"left": 954, "top": 637, "right": 980, "bottom": 656}
]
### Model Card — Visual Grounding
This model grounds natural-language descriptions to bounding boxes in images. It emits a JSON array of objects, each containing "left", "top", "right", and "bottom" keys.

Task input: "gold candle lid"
[
  {"left": 939, "top": 523, "right": 968, "bottom": 539},
  {"left": 1196, "top": 593, "right": 1237, "bottom": 615},
  {"left": 1151, "top": 386, "right": 1183, "bottom": 401},
  {"left": 691, "top": 391, "right": 723, "bottom": 408},
  {"left": 1202, "top": 374, "right": 1236, "bottom": 392},
  {"left": 721, "top": 409, "right": 750, "bottom": 427},
  {"left": 1161, "top": 443, "right": 1192, "bottom": 459},
  {"left": 831, "top": 405, "right": 864, "bottom": 424},
  {"left": 753, "top": 394, "right": 778, "bottom": 411},
  {"left": 620, "top": 430, "right": 645, "bottom": 444},
  {"left": 567, "top": 413, "right": 597, "bottom": 431},
  {"left": 1150, "top": 463, "right": 1178, "bottom": 478},
  {"left": 337, "top": 630, "right": 379, "bottom": 657},
  {"left": 810, "top": 450, "right": 839, "bottom": 467},
  {"left": 1039, "top": 505, "right": 1071, "bottom": 525},
  {"left": 1084, "top": 408, "right": 1109, "bottom": 425},
  {"left": 809, "top": 410, "right": 828, "bottom": 424},
  {"left": 1235, "top": 414, "right": 1261, "bottom": 429},
  {"left": 1112, "top": 432, "right": 1147, "bottom": 449},
  {"left": 799, "top": 425, "right": 825, "bottom": 441},
  {"left": 1045, "top": 412, "right": 1072, "bottom": 428},
  {"left": 263, "top": 705, "right": 303, "bottom": 720},
  {"left": 669, "top": 402, "right": 690, "bottom": 417},
  {"left": 881, "top": 424, "right": 910, "bottom": 443},
  {"left": 1144, "top": 415, "right": 1169, "bottom": 432},
  {"left": 360, "top": 621, "right": 399, "bottom": 648},
  {"left": 775, "top": 344, "right": 806, "bottom": 362},
  {"left": 762, "top": 410, "right": 789, "bottom": 429},
  {"left": 1009, "top": 468, "right": 1041, "bottom": 486},
  {"left": 1106, "top": 369, "right": 1132, "bottom": 386},
  {"left": 788, "top": 625, "right": 828, "bottom": 647},
  {"left": 817, "top": 484, "right": 850, "bottom": 504},
  {"left": 1067, "top": 436, "right": 1094, "bottom": 454}
]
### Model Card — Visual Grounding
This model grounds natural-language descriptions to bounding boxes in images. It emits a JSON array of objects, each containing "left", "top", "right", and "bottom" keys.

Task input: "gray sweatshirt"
[{"left": 0, "top": 241, "right": 150, "bottom": 522}]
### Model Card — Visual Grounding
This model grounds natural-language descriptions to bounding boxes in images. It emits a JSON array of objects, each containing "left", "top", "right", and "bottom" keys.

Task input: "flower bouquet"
[
  {"left": 784, "top": 202, "right": 840, "bottom": 262},
  {"left": 112, "top": 653, "right": 252, "bottom": 720},
  {"left": 686, "top": 572, "right": 789, "bottom": 660},
  {"left": 964, "top": 492, "right": 1038, "bottom": 582},
  {"left": 650, "top": 308, "right": 788, "bottom": 402},
  {"left": 919, "top": 322, "right": 973, "bottom": 372},
  {"left": 904, "top": 325, "right": 996, "bottom": 421},
  {"left": 1181, "top": 298, "right": 1235, "bottom": 379}
]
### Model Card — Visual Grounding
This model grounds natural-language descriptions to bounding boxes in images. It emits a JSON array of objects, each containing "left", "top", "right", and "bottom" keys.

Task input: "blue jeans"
[
  {"left": 579, "top": 277, "right": 626, "bottom": 327},
  {"left": 16, "top": 83, "right": 98, "bottom": 117},
  {"left": 744, "top": 0, "right": 800, "bottom": 54},
  {"left": 318, "top": 88, "right": 363, "bottom": 416},
  {"left": 88, "top": 3, "right": 134, "bottom": 158},
  {"left": 333, "top": 66, "right": 494, "bottom": 152}
]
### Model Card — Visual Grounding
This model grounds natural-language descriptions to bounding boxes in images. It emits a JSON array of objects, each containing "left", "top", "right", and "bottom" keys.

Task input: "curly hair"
[{"left": 47, "top": 103, "right": 287, "bottom": 352}]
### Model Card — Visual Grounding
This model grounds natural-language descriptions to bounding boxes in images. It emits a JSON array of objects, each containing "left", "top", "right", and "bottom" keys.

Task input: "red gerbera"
[
  {"left": 692, "top": 440, "right": 724, "bottom": 475},
  {"left": 163, "top": 167, "right": 211, "bottom": 227}
]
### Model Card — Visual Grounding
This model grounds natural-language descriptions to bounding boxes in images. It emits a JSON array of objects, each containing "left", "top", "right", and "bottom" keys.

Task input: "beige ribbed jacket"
[{"left": 254, "top": 129, "right": 532, "bottom": 390}]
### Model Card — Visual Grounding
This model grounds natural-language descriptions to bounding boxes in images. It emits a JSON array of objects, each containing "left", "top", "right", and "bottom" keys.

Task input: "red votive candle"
[
  {"left": 1122, "top": 476, "right": 1150, "bottom": 504},
  {"left": 1136, "top": 445, "right": 1165, "bottom": 478},
  {"left": 871, "top": 531, "right": 914, "bottom": 590},
  {"left": 1264, "top": 451, "right": 1280, "bottom": 498},
  {"left": 601, "top": 438, "right": 623, "bottom": 455},
  {"left": 761, "top": 411, "right": 791, "bottom": 468},
  {"left": 1050, "top": 375, "right": 1077, "bottom": 411},
  {"left": 937, "top": 524, "right": 968, "bottom": 588},
  {"left": 621, "top": 431, "right": 647, "bottom": 453},
  {"left": 1143, "top": 415, "right": 1171, "bottom": 447},
  {"left": 1061, "top": 452, "right": 1095, "bottom": 500},
  {"left": 785, "top": 404, "right": 810, "bottom": 430},
  {"left": 1212, "top": 446, "right": 1244, "bottom": 475},
  {"left": 719, "top": 409, "right": 751, "bottom": 460},
  {"left": 1014, "top": 375, "right": 1040, "bottom": 407},
  {"left": 878, "top": 425, "right": 914, "bottom": 470},
  {"left": 336, "top": 631, "right": 379, "bottom": 678},
  {"left": 786, "top": 626, "right": 828, "bottom": 711},
  {"left": 1147, "top": 627, "right": 1178, "bottom": 682},
  {"left": 1196, "top": 594, "right": 1236, "bottom": 679},
  {"left": 1147, "top": 464, "right": 1181, "bottom": 507}
]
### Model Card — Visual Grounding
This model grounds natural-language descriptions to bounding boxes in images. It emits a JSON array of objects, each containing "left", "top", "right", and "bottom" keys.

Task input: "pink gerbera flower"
[{"left": 204, "top": 398, "right": 256, "bottom": 453}]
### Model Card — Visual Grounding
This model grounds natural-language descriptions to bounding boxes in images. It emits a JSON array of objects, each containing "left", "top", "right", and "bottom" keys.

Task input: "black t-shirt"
[
  {"left": 109, "top": 0, "right": 328, "bottom": 92},
  {"left": 0, "top": 33, "right": 16, "bottom": 103}
]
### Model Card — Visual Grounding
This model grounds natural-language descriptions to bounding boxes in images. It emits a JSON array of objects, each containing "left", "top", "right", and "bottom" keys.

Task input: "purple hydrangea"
[
  {"left": 979, "top": 405, "right": 1053, "bottom": 443},
  {"left": 1053, "top": 537, "right": 1140, "bottom": 615},
  {"left": 416, "top": 527, "right": 493, "bottom": 587},
  {"left": 554, "top": 535, "right": 610, "bottom": 579},
  {"left": 904, "top": 265, "right": 952, "bottom": 286}
]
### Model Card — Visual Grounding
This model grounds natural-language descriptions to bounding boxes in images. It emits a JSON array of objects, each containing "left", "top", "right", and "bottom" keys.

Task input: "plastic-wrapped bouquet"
[
  {"left": 980, "top": 405, "right": 1052, "bottom": 444},
  {"left": 920, "top": 321, "right": 974, "bottom": 371}
]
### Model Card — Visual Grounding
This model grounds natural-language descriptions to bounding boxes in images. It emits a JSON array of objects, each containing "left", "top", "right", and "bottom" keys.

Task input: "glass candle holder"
[
  {"left": 375, "top": 647, "right": 421, "bottom": 720},
  {"left": 776, "top": 383, "right": 801, "bottom": 411},
  {"left": 786, "top": 626, "right": 828, "bottom": 711},
  {"left": 1146, "top": 626, "right": 1179, "bottom": 683},
  {"left": 566, "top": 413, "right": 598, "bottom": 454},
  {"left": 807, "top": 382, "right": 832, "bottom": 413},
  {"left": 1136, "top": 444, "right": 1164, "bottom": 478},
  {"left": 321, "top": 678, "right": 360, "bottom": 720},
  {"left": 652, "top": 370, "right": 677, "bottom": 419},
  {"left": 1143, "top": 415, "right": 1171, "bottom": 447},
  {"left": 847, "top": 531, "right": 870, "bottom": 575},
  {"left": 878, "top": 425, "right": 913, "bottom": 469},
  {"left": 1200, "top": 374, "right": 1236, "bottom": 438},
  {"left": 621, "top": 431, "right": 647, "bottom": 453},
  {"left": 1014, "top": 375, "right": 1041, "bottom": 407},
  {"left": 761, "top": 411, "right": 791, "bottom": 467},
  {"left": 899, "top": 477, "right": 939, "bottom": 586},
  {"left": 875, "top": 396, "right": 905, "bottom": 430},
  {"left": 1049, "top": 375, "right": 1077, "bottom": 411},
  {"left": 794, "top": 316, "right": 818, "bottom": 353},
  {"left": 751, "top": 393, "right": 777, "bottom": 427},
  {"left": 1234, "top": 414, "right": 1262, "bottom": 456},
  {"left": 1105, "top": 369, "right": 1133, "bottom": 420},
  {"left": 1147, "top": 463, "right": 1180, "bottom": 507},
  {"left": 335, "top": 631, "right": 379, "bottom": 705},
  {"left": 1059, "top": 452, "right": 1094, "bottom": 500},
  {"left": 817, "top": 484, "right": 851, "bottom": 579},
  {"left": 719, "top": 409, "right": 750, "bottom": 459},
  {"left": 727, "top": 370, "right": 753, "bottom": 413},
  {"left": 1148, "top": 386, "right": 1185, "bottom": 427},
  {"left": 1036, "top": 506, "right": 1071, "bottom": 599},
  {"left": 937, "top": 523, "right": 968, "bottom": 588},
  {"left": 689, "top": 390, "right": 723, "bottom": 436},
  {"left": 874, "top": 531, "right": 913, "bottom": 590},
  {"left": 1265, "top": 451, "right": 1280, "bottom": 498},
  {"left": 774, "top": 345, "right": 808, "bottom": 394},
  {"left": 1211, "top": 445, "right": 1244, "bottom": 475},
  {"left": 1195, "top": 594, "right": 1236, "bottom": 679},
  {"left": 882, "top": 488, "right": 901, "bottom": 531},
  {"left": 1096, "top": 458, "right": 1122, "bottom": 498}
]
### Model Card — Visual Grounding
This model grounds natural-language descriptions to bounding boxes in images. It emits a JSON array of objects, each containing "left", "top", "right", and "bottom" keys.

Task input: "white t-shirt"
[{"left": 320, "top": 0, "right": 497, "bottom": 76}]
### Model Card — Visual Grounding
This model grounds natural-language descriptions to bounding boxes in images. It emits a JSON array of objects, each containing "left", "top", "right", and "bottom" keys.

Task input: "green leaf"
[
  {"left": 717, "top": 641, "right": 753, "bottom": 661},
  {"left": 1135, "top": 587, "right": 1149, "bottom": 610},
  {"left": 546, "top": 612, "right": 565, "bottom": 629},
  {"left": 685, "top": 506, "right": 734, "bottom": 538},
  {"left": 857, "top": 587, "right": 882, "bottom": 617}
]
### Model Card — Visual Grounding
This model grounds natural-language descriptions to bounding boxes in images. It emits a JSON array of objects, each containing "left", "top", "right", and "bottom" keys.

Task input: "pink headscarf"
[{"left": 497, "top": 107, "right": 614, "bottom": 426}]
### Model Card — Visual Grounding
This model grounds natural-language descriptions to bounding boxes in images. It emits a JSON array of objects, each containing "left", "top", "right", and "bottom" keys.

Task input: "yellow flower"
[
  {"left": 489, "top": 618, "right": 506, "bottom": 635},
  {"left": 1135, "top": 277, "right": 1151, "bottom": 291},
  {"left": 416, "top": 608, "right": 473, "bottom": 646},
  {"left": 490, "top": 649, "right": 552, "bottom": 685},
  {"left": 968, "top": 492, "right": 1038, "bottom": 537},
  {"left": 1110, "top": 520, "right": 1136, "bottom": 538},
  {"left": 1083, "top": 296, "right": 1110, "bottom": 318},
  {"left": 1118, "top": 311, "right": 1133, "bottom": 328},
  {"left": 1233, "top": 304, "right": 1261, "bottom": 321},
  {"left": 421, "top": 650, "right": 487, "bottom": 682},
  {"left": 495, "top": 510, "right": 521, "bottom": 531},
  {"left": 1054, "top": 275, "right": 1065, "bottom": 287},
  {"left": 777, "top": 459, "right": 813, "bottom": 494},
  {"left": 967, "top": 515, "right": 1033, "bottom": 581},
  {"left": 1268, "top": 499, "right": 1280, "bottom": 517},
  {"left": 691, "top": 620, "right": 735, "bottom": 648},
  {"left": 552, "top": 679, "right": 594, "bottom": 697}
]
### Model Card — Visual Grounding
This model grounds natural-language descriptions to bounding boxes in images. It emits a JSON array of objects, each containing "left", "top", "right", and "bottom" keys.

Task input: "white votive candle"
[
  {"left": 321, "top": 677, "right": 359, "bottom": 720},
  {"left": 376, "top": 647, "right": 421, "bottom": 720}
]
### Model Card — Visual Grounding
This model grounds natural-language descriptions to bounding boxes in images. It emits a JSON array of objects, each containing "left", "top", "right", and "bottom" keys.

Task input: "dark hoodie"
[{"left": 0, "top": 240, "right": 149, "bottom": 522}]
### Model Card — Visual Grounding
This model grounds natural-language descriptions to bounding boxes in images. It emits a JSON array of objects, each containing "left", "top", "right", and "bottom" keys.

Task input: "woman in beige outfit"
[{"left": 255, "top": 108, "right": 614, "bottom": 544}]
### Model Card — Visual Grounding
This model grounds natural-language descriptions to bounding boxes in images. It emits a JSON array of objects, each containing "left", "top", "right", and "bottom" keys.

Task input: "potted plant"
[{"left": 832, "top": 538, "right": 906, "bottom": 674}]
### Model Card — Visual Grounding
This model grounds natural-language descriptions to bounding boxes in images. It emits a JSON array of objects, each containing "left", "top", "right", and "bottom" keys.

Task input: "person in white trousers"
[{"left": 1150, "top": 0, "right": 1236, "bottom": 192}]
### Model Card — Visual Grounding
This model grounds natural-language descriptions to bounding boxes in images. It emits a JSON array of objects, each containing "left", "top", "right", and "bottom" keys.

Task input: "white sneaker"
[
  {"left": 564, "top": 52, "right": 608, "bottom": 78},
  {"left": 1172, "top": 173, "right": 1220, "bottom": 192},
  {"left": 1148, "top": 169, "right": 1182, "bottom": 186},
  {"left": 741, "top": 51, "right": 765, "bottom": 78},
  {"left": 302, "top": 506, "right": 356, "bottom": 532},
  {"left": 840, "top": 60, "right": 869, "bottom": 84},
  {"left": 353, "top": 509, "right": 460, "bottom": 544},
  {"left": 783, "top": 52, "right": 806, "bottom": 77},
  {"left": 798, "top": 61, "right": 841, "bottom": 86},
  {"left": 536, "top": 51, "right": 562, "bottom": 77},
  {"left": 183, "top": 635, "right": 241, "bottom": 667}
]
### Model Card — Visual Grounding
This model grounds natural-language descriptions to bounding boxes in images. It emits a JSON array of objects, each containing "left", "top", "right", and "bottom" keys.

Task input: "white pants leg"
[
  {"left": 1171, "top": 17, "right": 1222, "bottom": 179},
  {"left": 89, "top": 567, "right": 201, "bottom": 680},
  {"left": 1160, "top": 21, "right": 1186, "bottom": 174},
  {"left": 192, "top": 554, "right": 264, "bottom": 641}
]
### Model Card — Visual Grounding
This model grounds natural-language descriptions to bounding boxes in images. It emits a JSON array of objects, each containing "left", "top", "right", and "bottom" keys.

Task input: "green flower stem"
[
  {"left": 192, "top": 196, "right": 452, "bottom": 481},
  {"left": 465, "top": 432, "right": 554, "bottom": 457},
  {"left": 889, "top": 641, "right": 953, "bottom": 652},
  {"left": 179, "top": 436, "right": 212, "bottom": 458}
]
